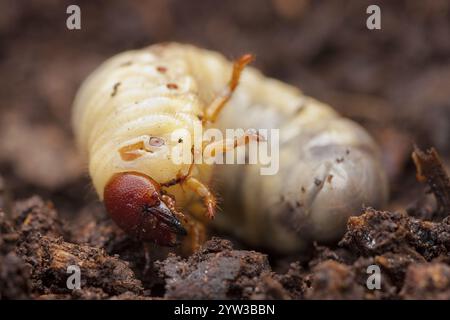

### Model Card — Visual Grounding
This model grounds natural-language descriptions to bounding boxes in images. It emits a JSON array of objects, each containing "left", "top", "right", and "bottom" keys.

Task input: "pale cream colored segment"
[
  {"left": 72, "top": 51, "right": 147, "bottom": 146},
  {"left": 73, "top": 48, "right": 199, "bottom": 154},
  {"left": 87, "top": 96, "right": 200, "bottom": 153},
  {"left": 73, "top": 47, "right": 205, "bottom": 200}
]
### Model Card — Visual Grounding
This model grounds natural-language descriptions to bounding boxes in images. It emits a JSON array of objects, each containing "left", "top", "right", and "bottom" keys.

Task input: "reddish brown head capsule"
[{"left": 104, "top": 172, "right": 187, "bottom": 246}]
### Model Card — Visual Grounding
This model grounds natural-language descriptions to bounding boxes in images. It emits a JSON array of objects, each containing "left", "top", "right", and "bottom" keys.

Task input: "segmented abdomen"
[{"left": 73, "top": 46, "right": 206, "bottom": 201}]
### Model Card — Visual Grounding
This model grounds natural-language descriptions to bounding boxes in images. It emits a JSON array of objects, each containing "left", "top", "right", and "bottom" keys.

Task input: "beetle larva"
[{"left": 72, "top": 43, "right": 388, "bottom": 253}]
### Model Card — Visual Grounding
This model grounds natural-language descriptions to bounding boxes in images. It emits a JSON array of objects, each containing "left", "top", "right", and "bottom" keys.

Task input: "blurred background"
[{"left": 0, "top": 0, "right": 449, "bottom": 217}]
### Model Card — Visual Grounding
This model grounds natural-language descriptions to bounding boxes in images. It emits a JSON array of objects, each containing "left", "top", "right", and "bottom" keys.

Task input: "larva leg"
[
  {"left": 161, "top": 193, "right": 206, "bottom": 253},
  {"left": 183, "top": 176, "right": 216, "bottom": 219},
  {"left": 163, "top": 178, "right": 208, "bottom": 253},
  {"left": 160, "top": 159, "right": 195, "bottom": 189},
  {"left": 203, "top": 128, "right": 265, "bottom": 161},
  {"left": 181, "top": 217, "right": 207, "bottom": 254},
  {"left": 204, "top": 54, "right": 254, "bottom": 123}
]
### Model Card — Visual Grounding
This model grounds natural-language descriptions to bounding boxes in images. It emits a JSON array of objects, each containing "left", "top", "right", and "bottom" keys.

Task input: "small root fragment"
[{"left": 412, "top": 146, "right": 450, "bottom": 217}]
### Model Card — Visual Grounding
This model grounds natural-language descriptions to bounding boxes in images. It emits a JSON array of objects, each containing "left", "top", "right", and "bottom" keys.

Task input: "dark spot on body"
[
  {"left": 336, "top": 157, "right": 344, "bottom": 163},
  {"left": 167, "top": 83, "right": 178, "bottom": 90},
  {"left": 301, "top": 186, "right": 306, "bottom": 193},
  {"left": 178, "top": 138, "right": 183, "bottom": 143},
  {"left": 327, "top": 174, "right": 334, "bottom": 183},
  {"left": 346, "top": 149, "right": 350, "bottom": 155},
  {"left": 157, "top": 66, "right": 167, "bottom": 73},
  {"left": 120, "top": 61, "right": 132, "bottom": 67},
  {"left": 314, "top": 178, "right": 322, "bottom": 186},
  {"left": 111, "top": 82, "right": 121, "bottom": 97}
]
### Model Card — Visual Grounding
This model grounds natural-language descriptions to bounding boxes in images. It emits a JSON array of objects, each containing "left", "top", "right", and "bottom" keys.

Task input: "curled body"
[{"left": 72, "top": 43, "right": 388, "bottom": 253}]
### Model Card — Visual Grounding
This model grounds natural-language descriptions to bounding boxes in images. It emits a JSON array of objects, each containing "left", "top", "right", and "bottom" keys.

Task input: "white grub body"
[{"left": 73, "top": 43, "right": 388, "bottom": 253}]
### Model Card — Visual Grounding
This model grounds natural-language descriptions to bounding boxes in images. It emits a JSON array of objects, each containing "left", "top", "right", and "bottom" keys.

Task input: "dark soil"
[{"left": 1, "top": 0, "right": 450, "bottom": 299}]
